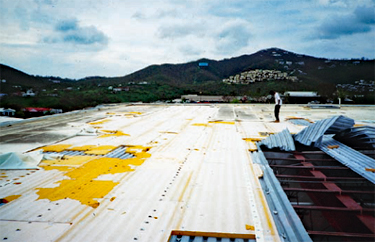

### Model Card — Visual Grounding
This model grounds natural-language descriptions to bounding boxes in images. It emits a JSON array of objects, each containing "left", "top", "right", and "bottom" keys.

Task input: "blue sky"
[{"left": 0, "top": 0, "right": 374, "bottom": 79}]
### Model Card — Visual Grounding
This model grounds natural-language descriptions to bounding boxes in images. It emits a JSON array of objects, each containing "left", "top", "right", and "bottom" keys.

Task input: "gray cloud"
[
  {"left": 354, "top": 5, "right": 375, "bottom": 24},
  {"left": 215, "top": 22, "right": 252, "bottom": 54},
  {"left": 44, "top": 19, "right": 108, "bottom": 47},
  {"left": 55, "top": 19, "right": 78, "bottom": 32},
  {"left": 317, "top": 5, "right": 375, "bottom": 39},
  {"left": 157, "top": 22, "right": 206, "bottom": 39}
]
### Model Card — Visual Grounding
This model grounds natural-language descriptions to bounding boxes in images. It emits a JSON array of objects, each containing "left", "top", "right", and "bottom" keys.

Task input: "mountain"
[
  {"left": 1, "top": 48, "right": 374, "bottom": 103},
  {"left": 75, "top": 47, "right": 374, "bottom": 89}
]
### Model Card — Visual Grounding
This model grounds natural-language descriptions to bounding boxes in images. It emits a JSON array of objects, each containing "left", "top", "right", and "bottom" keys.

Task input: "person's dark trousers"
[{"left": 274, "top": 104, "right": 281, "bottom": 121}]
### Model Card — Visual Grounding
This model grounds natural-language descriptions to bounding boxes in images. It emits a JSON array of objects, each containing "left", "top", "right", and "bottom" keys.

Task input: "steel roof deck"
[{"left": 1, "top": 104, "right": 375, "bottom": 242}]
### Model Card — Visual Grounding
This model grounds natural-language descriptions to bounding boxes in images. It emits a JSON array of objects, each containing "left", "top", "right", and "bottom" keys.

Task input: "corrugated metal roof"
[
  {"left": 43, "top": 146, "right": 134, "bottom": 159},
  {"left": 334, "top": 126, "right": 375, "bottom": 148},
  {"left": 0, "top": 105, "right": 283, "bottom": 242},
  {"left": 1, "top": 104, "right": 374, "bottom": 242},
  {"left": 294, "top": 115, "right": 355, "bottom": 146},
  {"left": 316, "top": 136, "right": 375, "bottom": 184},
  {"left": 258, "top": 129, "right": 296, "bottom": 151},
  {"left": 251, "top": 148, "right": 312, "bottom": 242}
]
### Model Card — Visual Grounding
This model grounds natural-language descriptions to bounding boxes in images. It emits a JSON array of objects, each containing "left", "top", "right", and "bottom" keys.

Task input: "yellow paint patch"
[
  {"left": 245, "top": 224, "right": 255, "bottom": 230},
  {"left": 2, "top": 195, "right": 21, "bottom": 203},
  {"left": 84, "top": 145, "right": 116, "bottom": 155},
  {"left": 160, "top": 131, "right": 178, "bottom": 134},
  {"left": 192, "top": 123, "right": 211, "bottom": 127},
  {"left": 40, "top": 144, "right": 72, "bottom": 152},
  {"left": 99, "top": 130, "right": 130, "bottom": 138},
  {"left": 243, "top": 137, "right": 263, "bottom": 142},
  {"left": 65, "top": 157, "right": 135, "bottom": 180},
  {"left": 88, "top": 119, "right": 110, "bottom": 125},
  {"left": 126, "top": 145, "right": 151, "bottom": 154},
  {"left": 37, "top": 179, "right": 116, "bottom": 208},
  {"left": 41, "top": 156, "right": 95, "bottom": 166},
  {"left": 208, "top": 121, "right": 235, "bottom": 125},
  {"left": 69, "top": 145, "right": 98, "bottom": 151},
  {"left": 36, "top": 145, "right": 151, "bottom": 208},
  {"left": 365, "top": 168, "right": 375, "bottom": 172},
  {"left": 328, "top": 145, "right": 339, "bottom": 149},
  {"left": 41, "top": 166, "right": 75, "bottom": 172}
]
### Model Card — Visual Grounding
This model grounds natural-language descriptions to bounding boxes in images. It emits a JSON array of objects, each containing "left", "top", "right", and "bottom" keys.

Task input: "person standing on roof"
[{"left": 269, "top": 90, "right": 282, "bottom": 122}]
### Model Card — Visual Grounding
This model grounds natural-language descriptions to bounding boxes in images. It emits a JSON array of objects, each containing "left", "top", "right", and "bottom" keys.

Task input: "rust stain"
[{"left": 178, "top": 172, "right": 193, "bottom": 202}]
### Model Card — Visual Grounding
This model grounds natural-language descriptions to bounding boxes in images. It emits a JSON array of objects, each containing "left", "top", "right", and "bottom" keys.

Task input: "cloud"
[
  {"left": 215, "top": 20, "right": 252, "bottom": 54},
  {"left": 317, "top": 5, "right": 375, "bottom": 39},
  {"left": 55, "top": 19, "right": 78, "bottom": 32},
  {"left": 354, "top": 5, "right": 375, "bottom": 24},
  {"left": 44, "top": 18, "right": 109, "bottom": 46},
  {"left": 157, "top": 22, "right": 207, "bottom": 39}
]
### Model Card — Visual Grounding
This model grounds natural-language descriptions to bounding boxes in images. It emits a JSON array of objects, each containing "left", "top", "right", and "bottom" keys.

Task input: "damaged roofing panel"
[
  {"left": 0, "top": 105, "right": 282, "bottom": 242},
  {"left": 258, "top": 129, "right": 296, "bottom": 151},
  {"left": 251, "top": 148, "right": 312, "bottom": 242},
  {"left": 334, "top": 126, "right": 375, "bottom": 149},
  {"left": 317, "top": 136, "right": 375, "bottom": 184},
  {"left": 295, "top": 115, "right": 355, "bottom": 146}
]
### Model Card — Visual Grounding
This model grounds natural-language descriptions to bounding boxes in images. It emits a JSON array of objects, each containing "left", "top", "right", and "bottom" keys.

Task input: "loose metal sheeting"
[
  {"left": 317, "top": 136, "right": 375, "bottom": 184},
  {"left": 251, "top": 149, "right": 312, "bottom": 242},
  {"left": 334, "top": 126, "right": 375, "bottom": 149},
  {"left": 258, "top": 129, "right": 295, "bottom": 151},
  {"left": 294, "top": 115, "right": 355, "bottom": 146},
  {"left": 1, "top": 104, "right": 375, "bottom": 242}
]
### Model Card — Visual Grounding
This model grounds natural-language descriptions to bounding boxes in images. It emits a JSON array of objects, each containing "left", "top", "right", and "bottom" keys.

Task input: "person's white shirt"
[{"left": 274, "top": 92, "right": 282, "bottom": 105}]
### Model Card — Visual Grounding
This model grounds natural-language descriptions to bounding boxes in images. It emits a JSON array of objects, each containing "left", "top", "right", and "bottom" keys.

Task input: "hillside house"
[
  {"left": 0, "top": 108, "right": 15, "bottom": 116},
  {"left": 22, "top": 89, "right": 35, "bottom": 97}
]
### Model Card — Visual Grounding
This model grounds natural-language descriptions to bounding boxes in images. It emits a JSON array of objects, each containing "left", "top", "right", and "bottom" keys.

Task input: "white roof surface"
[{"left": 1, "top": 104, "right": 374, "bottom": 242}]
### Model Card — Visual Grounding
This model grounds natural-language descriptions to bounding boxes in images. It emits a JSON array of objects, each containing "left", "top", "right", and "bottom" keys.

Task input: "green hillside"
[{"left": 1, "top": 48, "right": 374, "bottom": 116}]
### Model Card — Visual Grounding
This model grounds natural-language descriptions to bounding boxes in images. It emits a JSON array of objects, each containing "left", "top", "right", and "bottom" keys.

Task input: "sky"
[{"left": 0, "top": 0, "right": 374, "bottom": 79}]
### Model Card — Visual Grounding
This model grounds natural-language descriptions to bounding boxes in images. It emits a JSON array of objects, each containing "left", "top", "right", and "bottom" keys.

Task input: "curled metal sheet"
[
  {"left": 258, "top": 128, "right": 296, "bottom": 151},
  {"left": 294, "top": 115, "right": 355, "bottom": 146},
  {"left": 334, "top": 126, "right": 375, "bottom": 149}
]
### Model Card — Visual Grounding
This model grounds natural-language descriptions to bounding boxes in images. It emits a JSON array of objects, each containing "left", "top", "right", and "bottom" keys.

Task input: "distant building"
[
  {"left": 22, "top": 89, "right": 36, "bottom": 97},
  {"left": 284, "top": 91, "right": 321, "bottom": 104},
  {"left": 0, "top": 108, "right": 15, "bottom": 116},
  {"left": 22, "top": 107, "right": 62, "bottom": 117},
  {"left": 181, "top": 94, "right": 241, "bottom": 103}
]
